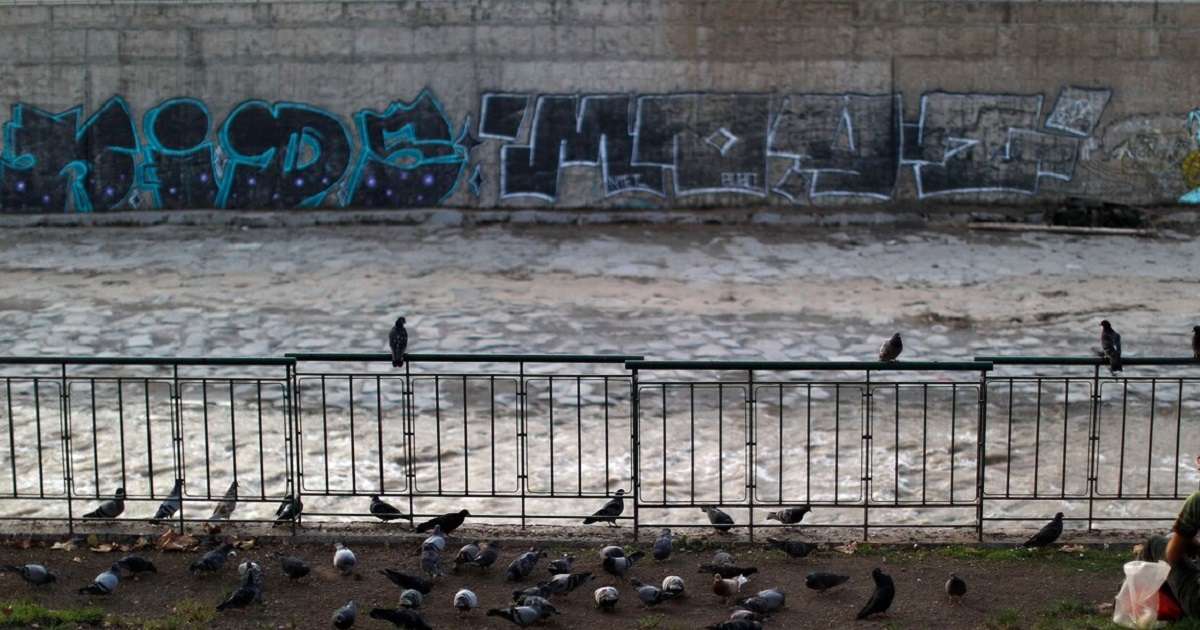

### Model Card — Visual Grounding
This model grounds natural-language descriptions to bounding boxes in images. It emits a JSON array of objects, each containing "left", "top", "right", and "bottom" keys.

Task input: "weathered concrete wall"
[{"left": 0, "top": 0, "right": 1197, "bottom": 214}]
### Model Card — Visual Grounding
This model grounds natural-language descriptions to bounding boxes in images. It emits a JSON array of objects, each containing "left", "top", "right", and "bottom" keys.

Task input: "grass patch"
[
  {"left": 984, "top": 609, "right": 1023, "bottom": 630},
  {"left": 632, "top": 613, "right": 664, "bottom": 629},
  {"left": 0, "top": 600, "right": 107, "bottom": 628},
  {"left": 850, "top": 543, "right": 1129, "bottom": 575}
]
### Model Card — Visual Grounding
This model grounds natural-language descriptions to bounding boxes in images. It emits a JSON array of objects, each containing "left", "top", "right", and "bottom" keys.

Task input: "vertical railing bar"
[
  {"left": 33, "top": 379, "right": 45, "bottom": 498},
  {"left": 776, "top": 384, "right": 784, "bottom": 504},
  {"left": 320, "top": 375, "right": 330, "bottom": 494},
  {"left": 518, "top": 363, "right": 527, "bottom": 528},
  {"left": 1063, "top": 377, "right": 1074, "bottom": 498},
  {"left": 5, "top": 379, "right": 16, "bottom": 495},
  {"left": 976, "top": 371, "right": 988, "bottom": 540},
  {"left": 348, "top": 375, "right": 358, "bottom": 494},
  {"left": 89, "top": 379, "right": 100, "bottom": 498},
  {"left": 60, "top": 367, "right": 72, "bottom": 525},
  {"left": 921, "top": 383, "right": 929, "bottom": 505},
  {"left": 949, "top": 384, "right": 957, "bottom": 503},
  {"left": 1004, "top": 379, "right": 1015, "bottom": 497},
  {"left": 375, "top": 375, "right": 384, "bottom": 493},
  {"left": 1144, "top": 379, "right": 1157, "bottom": 496},
  {"left": 804, "top": 384, "right": 812, "bottom": 504},
  {"left": 746, "top": 371, "right": 755, "bottom": 541},
  {"left": 1175, "top": 379, "right": 1185, "bottom": 497},
  {"left": 547, "top": 376, "right": 555, "bottom": 496},
  {"left": 892, "top": 383, "right": 899, "bottom": 506},
  {"left": 576, "top": 376, "right": 583, "bottom": 495},
  {"left": 862, "top": 369, "right": 872, "bottom": 541},
  {"left": 201, "top": 382, "right": 212, "bottom": 497},
  {"left": 629, "top": 369, "right": 640, "bottom": 538},
  {"left": 461, "top": 376, "right": 470, "bottom": 496}
]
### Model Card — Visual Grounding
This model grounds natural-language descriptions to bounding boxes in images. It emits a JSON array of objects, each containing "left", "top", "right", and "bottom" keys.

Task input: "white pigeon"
[{"left": 334, "top": 542, "right": 356, "bottom": 576}]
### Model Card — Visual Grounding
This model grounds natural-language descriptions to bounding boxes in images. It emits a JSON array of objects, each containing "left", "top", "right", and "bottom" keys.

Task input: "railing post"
[
  {"left": 517, "top": 361, "right": 528, "bottom": 529},
  {"left": 745, "top": 369, "right": 756, "bottom": 542},
  {"left": 1088, "top": 364, "right": 1102, "bottom": 532},
  {"left": 976, "top": 367, "right": 988, "bottom": 542},
  {"left": 59, "top": 363, "right": 74, "bottom": 533},
  {"left": 862, "top": 367, "right": 872, "bottom": 541},
  {"left": 629, "top": 366, "right": 640, "bottom": 540}
]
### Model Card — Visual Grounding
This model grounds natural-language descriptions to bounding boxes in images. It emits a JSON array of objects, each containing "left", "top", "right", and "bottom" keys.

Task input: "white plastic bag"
[{"left": 1113, "top": 560, "right": 1171, "bottom": 629}]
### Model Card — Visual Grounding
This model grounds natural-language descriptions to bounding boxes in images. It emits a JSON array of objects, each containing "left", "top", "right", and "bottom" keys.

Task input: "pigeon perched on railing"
[
  {"left": 5, "top": 563, "right": 56, "bottom": 585},
  {"left": 1100, "top": 320, "right": 1123, "bottom": 373},
  {"left": 369, "top": 607, "right": 432, "bottom": 630},
  {"left": 83, "top": 487, "right": 125, "bottom": 519},
  {"left": 804, "top": 571, "right": 850, "bottom": 593},
  {"left": 701, "top": 506, "right": 735, "bottom": 533},
  {"left": 273, "top": 494, "right": 303, "bottom": 526},
  {"left": 879, "top": 332, "right": 903, "bottom": 362},
  {"left": 856, "top": 567, "right": 895, "bottom": 619},
  {"left": 583, "top": 489, "right": 626, "bottom": 526},
  {"left": 79, "top": 562, "right": 121, "bottom": 595},
  {"left": 334, "top": 542, "right": 356, "bottom": 576},
  {"left": 370, "top": 495, "right": 411, "bottom": 522},
  {"left": 1022, "top": 512, "right": 1064, "bottom": 548},
  {"left": 946, "top": 572, "right": 967, "bottom": 603},
  {"left": 389, "top": 316, "right": 408, "bottom": 368},
  {"left": 416, "top": 509, "right": 470, "bottom": 534},
  {"left": 190, "top": 542, "right": 235, "bottom": 574},
  {"left": 150, "top": 479, "right": 183, "bottom": 523},
  {"left": 208, "top": 480, "right": 238, "bottom": 520},
  {"left": 653, "top": 528, "right": 672, "bottom": 561},
  {"left": 766, "top": 505, "right": 810, "bottom": 525},
  {"left": 331, "top": 599, "right": 357, "bottom": 629}
]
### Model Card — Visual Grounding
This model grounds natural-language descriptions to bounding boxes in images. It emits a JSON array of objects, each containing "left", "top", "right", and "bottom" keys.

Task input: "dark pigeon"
[
  {"left": 389, "top": 317, "right": 408, "bottom": 368},
  {"left": 1100, "top": 320, "right": 1123, "bottom": 373},
  {"left": 856, "top": 567, "right": 895, "bottom": 619},
  {"left": 83, "top": 487, "right": 125, "bottom": 519},
  {"left": 415, "top": 508, "right": 470, "bottom": 534},
  {"left": 369, "top": 607, "right": 432, "bottom": 630},
  {"left": 766, "top": 505, "right": 811, "bottom": 525},
  {"left": 190, "top": 542, "right": 235, "bottom": 574},
  {"left": 804, "top": 571, "right": 850, "bottom": 593},
  {"left": 332, "top": 599, "right": 358, "bottom": 629},
  {"left": 216, "top": 565, "right": 262, "bottom": 612},
  {"left": 1023, "top": 511, "right": 1065, "bottom": 548},
  {"left": 370, "top": 495, "right": 411, "bottom": 522},
  {"left": 701, "top": 505, "right": 735, "bottom": 533},
  {"left": 546, "top": 553, "right": 574, "bottom": 574},
  {"left": 505, "top": 549, "right": 547, "bottom": 582},
  {"left": 273, "top": 494, "right": 303, "bottom": 526},
  {"left": 5, "top": 564, "right": 56, "bottom": 585},
  {"left": 602, "top": 551, "right": 644, "bottom": 580},
  {"left": 762, "top": 538, "right": 817, "bottom": 558},
  {"left": 454, "top": 541, "right": 482, "bottom": 573},
  {"left": 698, "top": 564, "right": 758, "bottom": 579},
  {"left": 379, "top": 568, "right": 434, "bottom": 594},
  {"left": 707, "top": 620, "right": 764, "bottom": 630},
  {"left": 150, "top": 479, "right": 183, "bottom": 523},
  {"left": 653, "top": 528, "right": 672, "bottom": 561},
  {"left": 279, "top": 555, "right": 311, "bottom": 580},
  {"left": 116, "top": 554, "right": 157, "bottom": 575},
  {"left": 470, "top": 542, "right": 500, "bottom": 570},
  {"left": 583, "top": 489, "right": 626, "bottom": 526},
  {"left": 946, "top": 572, "right": 967, "bottom": 603},
  {"left": 546, "top": 571, "right": 595, "bottom": 596},
  {"left": 879, "top": 332, "right": 903, "bottom": 362}
]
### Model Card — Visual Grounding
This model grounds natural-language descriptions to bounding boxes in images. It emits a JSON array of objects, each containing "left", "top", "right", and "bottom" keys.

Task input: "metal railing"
[{"left": 0, "top": 352, "right": 1196, "bottom": 539}]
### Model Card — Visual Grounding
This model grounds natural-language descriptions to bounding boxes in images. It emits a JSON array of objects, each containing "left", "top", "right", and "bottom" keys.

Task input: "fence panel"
[
  {"left": 523, "top": 376, "right": 633, "bottom": 496},
  {"left": 0, "top": 378, "right": 64, "bottom": 500}
]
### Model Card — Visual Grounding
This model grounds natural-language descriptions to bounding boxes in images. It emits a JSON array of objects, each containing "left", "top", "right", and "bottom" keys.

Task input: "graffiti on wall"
[{"left": 0, "top": 85, "right": 1113, "bottom": 212}]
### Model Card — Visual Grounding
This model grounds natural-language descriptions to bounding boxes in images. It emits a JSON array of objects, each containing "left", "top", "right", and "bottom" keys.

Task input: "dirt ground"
[{"left": 0, "top": 524, "right": 1133, "bottom": 629}]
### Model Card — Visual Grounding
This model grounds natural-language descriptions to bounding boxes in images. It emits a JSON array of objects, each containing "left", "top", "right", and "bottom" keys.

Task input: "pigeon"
[
  {"left": 512, "top": 584, "right": 551, "bottom": 602},
  {"left": 745, "top": 588, "right": 785, "bottom": 612},
  {"left": 369, "top": 607, "right": 433, "bottom": 630},
  {"left": 116, "top": 554, "right": 157, "bottom": 575},
  {"left": 735, "top": 595, "right": 773, "bottom": 615},
  {"left": 879, "top": 332, "right": 903, "bottom": 362},
  {"left": 698, "top": 564, "right": 758, "bottom": 579},
  {"left": 273, "top": 494, "right": 303, "bottom": 525},
  {"left": 630, "top": 577, "right": 676, "bottom": 607},
  {"left": 505, "top": 549, "right": 547, "bottom": 582},
  {"left": 237, "top": 560, "right": 262, "bottom": 578},
  {"left": 79, "top": 562, "right": 121, "bottom": 595},
  {"left": 190, "top": 542, "right": 235, "bottom": 573},
  {"left": 546, "top": 572, "right": 595, "bottom": 596},
  {"left": 653, "top": 528, "right": 672, "bottom": 561},
  {"left": 420, "top": 524, "right": 446, "bottom": 553},
  {"left": 279, "top": 555, "right": 311, "bottom": 580},
  {"left": 762, "top": 538, "right": 817, "bottom": 558},
  {"left": 334, "top": 542, "right": 356, "bottom": 575},
  {"left": 209, "top": 480, "right": 238, "bottom": 520},
  {"left": 415, "top": 509, "right": 470, "bottom": 534},
  {"left": 150, "top": 479, "right": 183, "bottom": 522},
  {"left": 595, "top": 585, "right": 619, "bottom": 609},
  {"left": 804, "top": 571, "right": 850, "bottom": 593},
  {"left": 380, "top": 568, "right": 434, "bottom": 594},
  {"left": 332, "top": 600, "right": 358, "bottom": 629},
  {"left": 469, "top": 542, "right": 500, "bottom": 569},
  {"left": 602, "top": 550, "right": 644, "bottom": 579},
  {"left": 584, "top": 489, "right": 626, "bottom": 526},
  {"left": 661, "top": 575, "right": 685, "bottom": 596},
  {"left": 708, "top": 620, "right": 764, "bottom": 630},
  {"left": 5, "top": 564, "right": 56, "bottom": 585},
  {"left": 370, "top": 495, "right": 411, "bottom": 522},
  {"left": 486, "top": 605, "right": 543, "bottom": 627},
  {"left": 712, "top": 550, "right": 733, "bottom": 565},
  {"left": 453, "top": 542, "right": 481, "bottom": 572},
  {"left": 83, "top": 487, "right": 125, "bottom": 519},
  {"left": 1023, "top": 512, "right": 1065, "bottom": 548},
  {"left": 856, "top": 567, "right": 896, "bottom": 619},
  {"left": 216, "top": 565, "right": 262, "bottom": 612},
  {"left": 1193, "top": 325, "right": 1200, "bottom": 359},
  {"left": 453, "top": 588, "right": 478, "bottom": 615},
  {"left": 546, "top": 553, "right": 574, "bottom": 574},
  {"left": 399, "top": 588, "right": 424, "bottom": 609},
  {"left": 766, "top": 505, "right": 810, "bottom": 525},
  {"left": 1100, "top": 320, "right": 1123, "bottom": 373},
  {"left": 946, "top": 572, "right": 967, "bottom": 603},
  {"left": 601, "top": 545, "right": 625, "bottom": 559},
  {"left": 389, "top": 316, "right": 408, "bottom": 368},
  {"left": 712, "top": 573, "right": 750, "bottom": 603},
  {"left": 420, "top": 546, "right": 444, "bottom": 578},
  {"left": 701, "top": 505, "right": 735, "bottom": 533}
]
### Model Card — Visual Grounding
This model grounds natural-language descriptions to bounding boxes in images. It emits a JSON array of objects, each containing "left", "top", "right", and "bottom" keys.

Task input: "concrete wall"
[{"left": 0, "top": 0, "right": 1197, "bottom": 214}]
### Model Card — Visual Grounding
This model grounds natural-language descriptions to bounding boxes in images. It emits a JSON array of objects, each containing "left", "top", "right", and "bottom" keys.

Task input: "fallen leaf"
[
  {"left": 85, "top": 534, "right": 99, "bottom": 548},
  {"left": 202, "top": 522, "right": 222, "bottom": 535},
  {"left": 155, "top": 530, "right": 199, "bottom": 552},
  {"left": 1058, "top": 544, "right": 1086, "bottom": 553},
  {"left": 50, "top": 540, "right": 75, "bottom": 551},
  {"left": 6, "top": 540, "right": 29, "bottom": 550},
  {"left": 835, "top": 541, "right": 859, "bottom": 555}
]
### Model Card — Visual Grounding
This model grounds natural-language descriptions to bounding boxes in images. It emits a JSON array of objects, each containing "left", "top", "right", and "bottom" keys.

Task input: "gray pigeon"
[
  {"left": 369, "top": 608, "right": 432, "bottom": 630},
  {"left": 766, "top": 505, "right": 810, "bottom": 525},
  {"left": 712, "top": 550, "right": 733, "bottom": 565},
  {"left": 216, "top": 564, "right": 262, "bottom": 611},
  {"left": 546, "top": 553, "right": 574, "bottom": 574},
  {"left": 602, "top": 550, "right": 644, "bottom": 580},
  {"left": 370, "top": 495, "right": 411, "bottom": 522},
  {"left": 150, "top": 479, "right": 183, "bottom": 522},
  {"left": 5, "top": 564, "right": 56, "bottom": 585},
  {"left": 1023, "top": 512, "right": 1065, "bottom": 548},
  {"left": 379, "top": 568, "right": 434, "bottom": 593},
  {"left": 334, "top": 542, "right": 356, "bottom": 575},
  {"left": 745, "top": 588, "right": 785, "bottom": 612},
  {"left": 389, "top": 317, "right": 408, "bottom": 368},
  {"left": 762, "top": 538, "right": 817, "bottom": 558},
  {"left": 601, "top": 545, "right": 625, "bottom": 559},
  {"left": 661, "top": 575, "right": 685, "bottom": 596},
  {"left": 79, "top": 562, "right": 121, "bottom": 595},
  {"left": 701, "top": 506, "right": 736, "bottom": 533},
  {"left": 469, "top": 542, "right": 500, "bottom": 570},
  {"left": 546, "top": 572, "right": 595, "bottom": 596},
  {"left": 83, "top": 487, "right": 125, "bottom": 519},
  {"left": 454, "top": 542, "right": 482, "bottom": 573},
  {"left": 805, "top": 571, "right": 850, "bottom": 593},
  {"left": 653, "top": 528, "right": 672, "bottom": 561},
  {"left": 708, "top": 620, "right": 764, "bottom": 630},
  {"left": 399, "top": 588, "right": 424, "bottom": 609},
  {"left": 1193, "top": 326, "right": 1200, "bottom": 358},
  {"left": 421, "top": 524, "right": 446, "bottom": 553},
  {"left": 584, "top": 489, "right": 626, "bottom": 526},
  {"left": 879, "top": 332, "right": 903, "bottom": 362},
  {"left": 856, "top": 567, "right": 895, "bottom": 619},
  {"left": 332, "top": 600, "right": 358, "bottom": 629},
  {"left": 629, "top": 577, "right": 677, "bottom": 607},
  {"left": 209, "top": 480, "right": 238, "bottom": 520},
  {"left": 946, "top": 573, "right": 967, "bottom": 603},
  {"left": 190, "top": 542, "right": 235, "bottom": 573},
  {"left": 280, "top": 555, "right": 311, "bottom": 580},
  {"left": 116, "top": 554, "right": 157, "bottom": 575},
  {"left": 594, "top": 585, "right": 619, "bottom": 609},
  {"left": 420, "top": 546, "right": 444, "bottom": 579},
  {"left": 505, "top": 549, "right": 547, "bottom": 582},
  {"left": 453, "top": 588, "right": 478, "bottom": 615},
  {"left": 486, "top": 605, "right": 542, "bottom": 627},
  {"left": 1100, "top": 320, "right": 1123, "bottom": 373},
  {"left": 273, "top": 494, "right": 303, "bottom": 525}
]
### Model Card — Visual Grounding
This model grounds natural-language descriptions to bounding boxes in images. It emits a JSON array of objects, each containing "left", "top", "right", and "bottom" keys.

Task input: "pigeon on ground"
[
  {"left": 369, "top": 607, "right": 432, "bottom": 630},
  {"left": 701, "top": 506, "right": 735, "bottom": 533},
  {"left": 5, "top": 564, "right": 56, "bottom": 585},
  {"left": 380, "top": 568, "right": 434, "bottom": 593},
  {"left": 946, "top": 572, "right": 967, "bottom": 603},
  {"left": 190, "top": 542, "right": 235, "bottom": 574},
  {"left": 856, "top": 567, "right": 896, "bottom": 619},
  {"left": 116, "top": 555, "right": 157, "bottom": 575},
  {"left": 1100, "top": 320, "right": 1123, "bottom": 373},
  {"left": 546, "top": 553, "right": 574, "bottom": 574},
  {"left": 1193, "top": 326, "right": 1200, "bottom": 358},
  {"left": 420, "top": 524, "right": 446, "bottom": 553},
  {"left": 420, "top": 546, "right": 444, "bottom": 579},
  {"left": 630, "top": 578, "right": 676, "bottom": 607},
  {"left": 698, "top": 564, "right": 758, "bottom": 579},
  {"left": 237, "top": 560, "right": 262, "bottom": 578},
  {"left": 712, "top": 550, "right": 733, "bottom": 565},
  {"left": 389, "top": 317, "right": 408, "bottom": 368},
  {"left": 546, "top": 572, "right": 595, "bottom": 596},
  {"left": 1023, "top": 512, "right": 1065, "bottom": 548},
  {"left": 744, "top": 588, "right": 785, "bottom": 612},
  {"left": 453, "top": 588, "right": 478, "bottom": 615},
  {"left": 879, "top": 332, "right": 903, "bottom": 362},
  {"left": 453, "top": 542, "right": 481, "bottom": 572},
  {"left": 512, "top": 584, "right": 551, "bottom": 602},
  {"left": 209, "top": 480, "right": 238, "bottom": 520},
  {"left": 601, "top": 545, "right": 625, "bottom": 559},
  {"left": 370, "top": 495, "right": 411, "bottom": 522},
  {"left": 766, "top": 505, "right": 811, "bottom": 525},
  {"left": 150, "top": 479, "right": 183, "bottom": 522},
  {"left": 83, "top": 487, "right": 125, "bottom": 519},
  {"left": 332, "top": 599, "right": 358, "bottom": 629},
  {"left": 399, "top": 588, "right": 424, "bottom": 609},
  {"left": 279, "top": 555, "right": 310, "bottom": 580},
  {"left": 334, "top": 542, "right": 356, "bottom": 576},
  {"left": 594, "top": 585, "right": 619, "bottom": 609},
  {"left": 711, "top": 574, "right": 750, "bottom": 603},
  {"left": 415, "top": 508, "right": 470, "bottom": 534},
  {"left": 804, "top": 571, "right": 850, "bottom": 593},
  {"left": 653, "top": 528, "right": 672, "bottom": 561},
  {"left": 216, "top": 564, "right": 262, "bottom": 612},
  {"left": 762, "top": 538, "right": 817, "bottom": 558},
  {"left": 486, "top": 605, "right": 543, "bottom": 627},
  {"left": 662, "top": 575, "right": 685, "bottom": 596},
  {"left": 469, "top": 542, "right": 500, "bottom": 569},
  {"left": 708, "top": 620, "right": 764, "bottom": 630},
  {"left": 583, "top": 489, "right": 626, "bottom": 526},
  {"left": 505, "top": 549, "right": 547, "bottom": 582},
  {"left": 735, "top": 595, "right": 773, "bottom": 616},
  {"left": 602, "top": 550, "right": 644, "bottom": 580},
  {"left": 273, "top": 494, "right": 303, "bottom": 525},
  {"left": 79, "top": 562, "right": 121, "bottom": 595}
]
